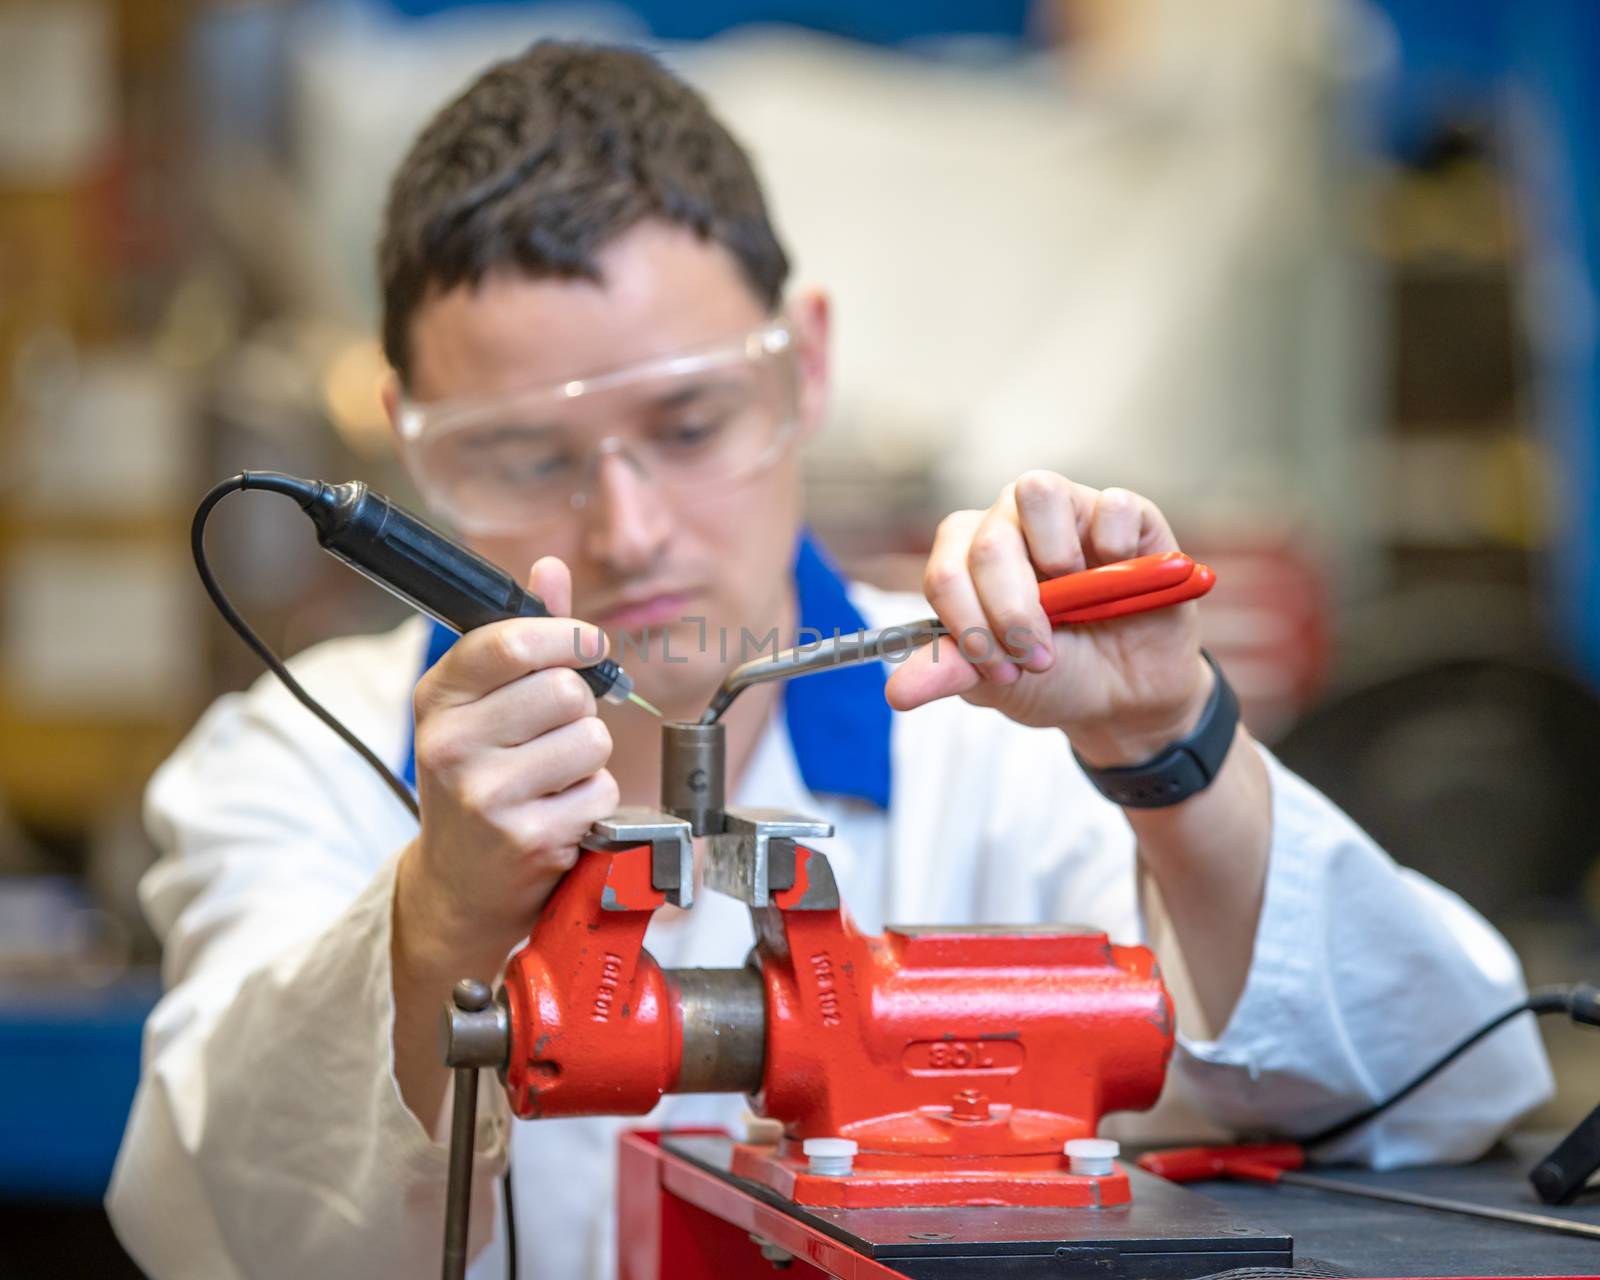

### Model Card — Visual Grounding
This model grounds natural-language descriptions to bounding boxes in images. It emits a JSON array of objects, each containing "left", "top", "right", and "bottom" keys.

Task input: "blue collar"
[{"left": 400, "top": 531, "right": 892, "bottom": 809}]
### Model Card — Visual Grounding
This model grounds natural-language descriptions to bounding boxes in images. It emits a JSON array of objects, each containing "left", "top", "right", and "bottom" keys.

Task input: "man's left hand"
[{"left": 886, "top": 470, "right": 1213, "bottom": 767}]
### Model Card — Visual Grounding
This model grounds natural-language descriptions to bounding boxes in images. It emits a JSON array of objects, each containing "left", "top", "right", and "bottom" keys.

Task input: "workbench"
[{"left": 621, "top": 1132, "right": 1600, "bottom": 1279}]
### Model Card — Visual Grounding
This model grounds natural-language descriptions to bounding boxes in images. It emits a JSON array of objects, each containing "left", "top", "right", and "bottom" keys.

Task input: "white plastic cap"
[
  {"left": 1064, "top": 1137, "right": 1120, "bottom": 1177},
  {"left": 803, "top": 1137, "right": 859, "bottom": 1177}
]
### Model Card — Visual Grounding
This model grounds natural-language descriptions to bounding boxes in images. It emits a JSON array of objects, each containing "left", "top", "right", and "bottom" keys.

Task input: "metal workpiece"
[
  {"left": 700, "top": 619, "right": 946, "bottom": 724},
  {"left": 590, "top": 807, "right": 695, "bottom": 908},
  {"left": 695, "top": 552, "right": 1221, "bottom": 724},
  {"left": 1271, "top": 1171, "right": 1600, "bottom": 1241},
  {"left": 707, "top": 808, "right": 836, "bottom": 908},
  {"left": 438, "top": 979, "right": 510, "bottom": 1072},
  {"left": 666, "top": 966, "right": 767, "bottom": 1095},
  {"left": 659, "top": 721, "right": 727, "bottom": 835}
]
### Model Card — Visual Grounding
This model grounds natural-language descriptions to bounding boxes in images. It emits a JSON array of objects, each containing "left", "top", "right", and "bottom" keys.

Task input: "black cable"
[
  {"left": 195, "top": 478, "right": 520, "bottom": 1280},
  {"left": 503, "top": 1164, "right": 518, "bottom": 1280},
  {"left": 1303, "top": 983, "right": 1600, "bottom": 1148},
  {"left": 191, "top": 476, "right": 419, "bottom": 822}
]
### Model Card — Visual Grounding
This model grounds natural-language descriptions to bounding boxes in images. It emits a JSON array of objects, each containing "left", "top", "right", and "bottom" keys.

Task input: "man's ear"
[{"left": 789, "top": 287, "right": 831, "bottom": 442}]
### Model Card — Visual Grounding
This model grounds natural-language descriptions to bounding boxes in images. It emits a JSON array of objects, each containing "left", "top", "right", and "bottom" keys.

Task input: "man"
[{"left": 109, "top": 41, "right": 1550, "bottom": 1280}]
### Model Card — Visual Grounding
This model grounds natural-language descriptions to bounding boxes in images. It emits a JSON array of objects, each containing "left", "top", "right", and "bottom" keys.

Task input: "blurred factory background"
[{"left": 1, "top": 0, "right": 1596, "bottom": 1273}]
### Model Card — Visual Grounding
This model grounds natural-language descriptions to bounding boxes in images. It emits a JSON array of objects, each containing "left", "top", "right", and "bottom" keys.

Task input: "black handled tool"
[{"left": 241, "top": 471, "right": 659, "bottom": 715}]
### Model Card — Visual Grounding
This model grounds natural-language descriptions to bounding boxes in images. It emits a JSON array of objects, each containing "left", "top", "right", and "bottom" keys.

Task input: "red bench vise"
[{"left": 438, "top": 720, "right": 1176, "bottom": 1273}]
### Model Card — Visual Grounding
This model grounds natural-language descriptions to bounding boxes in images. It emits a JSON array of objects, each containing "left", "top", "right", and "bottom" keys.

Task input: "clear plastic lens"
[{"left": 398, "top": 323, "right": 797, "bottom": 533}]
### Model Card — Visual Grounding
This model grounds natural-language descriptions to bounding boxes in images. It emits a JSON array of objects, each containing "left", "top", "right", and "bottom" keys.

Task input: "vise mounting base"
[
  {"left": 642, "top": 1133, "right": 1293, "bottom": 1280},
  {"left": 729, "top": 1137, "right": 1136, "bottom": 1209}
]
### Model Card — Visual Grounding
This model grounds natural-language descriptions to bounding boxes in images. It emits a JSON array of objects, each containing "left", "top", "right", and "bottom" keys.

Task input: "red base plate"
[{"left": 728, "top": 1140, "right": 1133, "bottom": 1209}]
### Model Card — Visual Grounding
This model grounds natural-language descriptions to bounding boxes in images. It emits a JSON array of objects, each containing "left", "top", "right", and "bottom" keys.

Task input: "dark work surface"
[
  {"left": 667, "top": 1135, "right": 1293, "bottom": 1279},
  {"left": 664, "top": 1133, "right": 1600, "bottom": 1279},
  {"left": 1194, "top": 1133, "right": 1600, "bottom": 1278}
]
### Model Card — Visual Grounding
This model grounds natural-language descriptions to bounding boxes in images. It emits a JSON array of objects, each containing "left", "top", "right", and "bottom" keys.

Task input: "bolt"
[
  {"left": 803, "top": 1137, "right": 858, "bottom": 1177},
  {"left": 951, "top": 1088, "right": 991, "bottom": 1120},
  {"left": 748, "top": 1234, "right": 793, "bottom": 1268},
  {"left": 1064, "top": 1137, "right": 1120, "bottom": 1177}
]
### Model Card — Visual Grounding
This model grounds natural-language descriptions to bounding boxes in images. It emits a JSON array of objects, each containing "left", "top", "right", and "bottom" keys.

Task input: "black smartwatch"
[{"left": 1072, "top": 650, "right": 1239, "bottom": 809}]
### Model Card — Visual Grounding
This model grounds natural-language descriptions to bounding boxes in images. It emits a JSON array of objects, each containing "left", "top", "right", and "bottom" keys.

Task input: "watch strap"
[{"left": 1072, "top": 650, "right": 1239, "bottom": 809}]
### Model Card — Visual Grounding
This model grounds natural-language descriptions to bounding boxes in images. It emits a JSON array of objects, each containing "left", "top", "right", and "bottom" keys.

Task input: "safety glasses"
[{"left": 395, "top": 320, "right": 798, "bottom": 534}]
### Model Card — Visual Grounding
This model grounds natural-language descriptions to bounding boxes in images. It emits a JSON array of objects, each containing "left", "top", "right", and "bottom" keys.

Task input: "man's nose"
[{"left": 581, "top": 447, "right": 672, "bottom": 575}]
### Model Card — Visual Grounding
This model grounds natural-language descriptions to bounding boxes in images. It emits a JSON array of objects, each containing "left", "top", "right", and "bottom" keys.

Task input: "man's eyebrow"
[
  {"left": 647, "top": 377, "right": 740, "bottom": 411},
  {"left": 456, "top": 422, "right": 567, "bottom": 446}
]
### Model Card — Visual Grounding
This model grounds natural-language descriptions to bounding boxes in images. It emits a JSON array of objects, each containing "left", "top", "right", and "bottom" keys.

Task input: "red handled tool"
[
  {"left": 1138, "top": 1143, "right": 1600, "bottom": 1241},
  {"left": 701, "top": 550, "right": 1218, "bottom": 722},
  {"left": 1039, "top": 550, "right": 1215, "bottom": 624}
]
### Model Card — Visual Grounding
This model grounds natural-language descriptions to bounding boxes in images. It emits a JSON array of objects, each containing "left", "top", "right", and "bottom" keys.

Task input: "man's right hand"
[
  {"left": 390, "top": 556, "right": 618, "bottom": 1128},
  {"left": 401, "top": 554, "right": 619, "bottom": 965}
]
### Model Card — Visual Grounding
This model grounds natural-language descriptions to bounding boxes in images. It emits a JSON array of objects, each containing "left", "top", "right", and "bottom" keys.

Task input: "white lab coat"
[{"left": 106, "top": 585, "right": 1552, "bottom": 1279}]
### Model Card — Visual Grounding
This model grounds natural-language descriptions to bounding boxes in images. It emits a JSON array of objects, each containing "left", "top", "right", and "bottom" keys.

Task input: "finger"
[
  {"left": 528, "top": 556, "right": 572, "bottom": 618},
  {"left": 923, "top": 510, "right": 1015, "bottom": 684},
  {"left": 450, "top": 666, "right": 597, "bottom": 749},
  {"left": 884, "top": 634, "right": 983, "bottom": 711},
  {"left": 529, "top": 553, "right": 610, "bottom": 665},
  {"left": 968, "top": 491, "right": 1052, "bottom": 676},
  {"left": 1085, "top": 487, "right": 1179, "bottom": 566},
  {"left": 463, "top": 715, "right": 613, "bottom": 812},
  {"left": 511, "top": 768, "right": 620, "bottom": 856},
  {"left": 416, "top": 614, "right": 607, "bottom": 711},
  {"left": 1013, "top": 470, "right": 1088, "bottom": 577},
  {"left": 1086, "top": 487, "right": 1142, "bottom": 565}
]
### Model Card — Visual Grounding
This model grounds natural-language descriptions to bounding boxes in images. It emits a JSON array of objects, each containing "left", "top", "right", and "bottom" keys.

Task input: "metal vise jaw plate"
[
  {"left": 589, "top": 807, "right": 695, "bottom": 908},
  {"left": 707, "top": 808, "right": 834, "bottom": 908}
]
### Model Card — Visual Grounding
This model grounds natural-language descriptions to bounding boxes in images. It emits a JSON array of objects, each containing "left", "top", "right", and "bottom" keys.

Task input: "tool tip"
[{"left": 627, "top": 691, "right": 663, "bottom": 717}]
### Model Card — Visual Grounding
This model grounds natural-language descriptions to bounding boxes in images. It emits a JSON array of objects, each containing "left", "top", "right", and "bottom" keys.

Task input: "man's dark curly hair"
[{"left": 378, "top": 41, "right": 790, "bottom": 385}]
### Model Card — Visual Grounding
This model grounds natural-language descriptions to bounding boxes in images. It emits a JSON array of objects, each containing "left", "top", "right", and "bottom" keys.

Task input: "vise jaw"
[
  {"left": 655, "top": 717, "right": 837, "bottom": 909},
  {"left": 591, "top": 808, "right": 695, "bottom": 909},
  {"left": 708, "top": 809, "right": 836, "bottom": 908}
]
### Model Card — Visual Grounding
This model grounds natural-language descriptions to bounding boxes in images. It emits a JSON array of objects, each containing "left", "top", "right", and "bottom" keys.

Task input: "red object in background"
[
  {"left": 1184, "top": 540, "right": 1330, "bottom": 739},
  {"left": 502, "top": 838, "right": 1173, "bottom": 1209}
]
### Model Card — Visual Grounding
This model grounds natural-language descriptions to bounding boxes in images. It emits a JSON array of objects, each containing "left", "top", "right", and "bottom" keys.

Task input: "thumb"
[
  {"left": 527, "top": 556, "right": 573, "bottom": 618},
  {"left": 884, "top": 635, "right": 983, "bottom": 711},
  {"left": 526, "top": 556, "right": 608, "bottom": 663}
]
